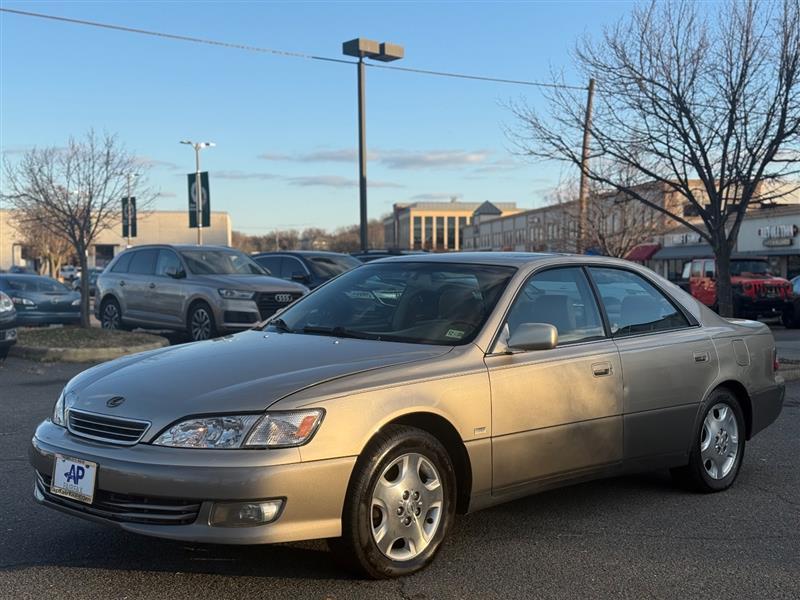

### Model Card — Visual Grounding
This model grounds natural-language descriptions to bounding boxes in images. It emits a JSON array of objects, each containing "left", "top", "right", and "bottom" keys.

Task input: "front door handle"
[{"left": 592, "top": 362, "right": 612, "bottom": 377}]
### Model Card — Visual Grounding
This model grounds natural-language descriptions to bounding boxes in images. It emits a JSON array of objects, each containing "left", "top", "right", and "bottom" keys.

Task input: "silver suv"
[{"left": 95, "top": 244, "right": 308, "bottom": 341}]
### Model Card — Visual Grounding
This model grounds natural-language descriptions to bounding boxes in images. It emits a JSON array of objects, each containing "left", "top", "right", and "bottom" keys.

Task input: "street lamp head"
[
  {"left": 342, "top": 38, "right": 404, "bottom": 62},
  {"left": 179, "top": 140, "right": 193, "bottom": 145},
  {"left": 374, "top": 42, "right": 404, "bottom": 62},
  {"left": 200, "top": 142, "right": 216, "bottom": 149}
]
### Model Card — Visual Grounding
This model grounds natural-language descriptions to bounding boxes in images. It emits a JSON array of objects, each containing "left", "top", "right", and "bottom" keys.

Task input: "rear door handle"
[
  {"left": 592, "top": 362, "right": 612, "bottom": 377},
  {"left": 694, "top": 351, "right": 710, "bottom": 363},
  {"left": 149, "top": 282, "right": 156, "bottom": 289}
]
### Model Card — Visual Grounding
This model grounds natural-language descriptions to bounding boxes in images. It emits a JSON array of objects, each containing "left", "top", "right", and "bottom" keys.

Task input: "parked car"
[
  {"left": 688, "top": 257, "right": 793, "bottom": 319},
  {"left": 59, "top": 265, "right": 80, "bottom": 282},
  {"left": 0, "top": 291, "right": 17, "bottom": 360},
  {"left": 94, "top": 244, "right": 308, "bottom": 341},
  {"left": 30, "top": 253, "right": 784, "bottom": 578},
  {"left": 9, "top": 265, "right": 35, "bottom": 274},
  {"left": 72, "top": 268, "right": 104, "bottom": 296},
  {"left": 350, "top": 249, "right": 429, "bottom": 262},
  {"left": 782, "top": 275, "right": 800, "bottom": 328},
  {"left": 252, "top": 251, "right": 361, "bottom": 289},
  {"left": 0, "top": 274, "right": 81, "bottom": 326}
]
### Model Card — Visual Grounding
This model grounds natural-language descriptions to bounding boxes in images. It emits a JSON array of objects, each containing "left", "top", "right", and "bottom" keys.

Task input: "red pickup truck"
[{"left": 688, "top": 257, "right": 794, "bottom": 320}]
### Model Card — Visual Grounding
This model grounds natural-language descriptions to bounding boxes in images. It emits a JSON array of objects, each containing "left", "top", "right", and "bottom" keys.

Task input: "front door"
[{"left": 486, "top": 266, "right": 623, "bottom": 494}]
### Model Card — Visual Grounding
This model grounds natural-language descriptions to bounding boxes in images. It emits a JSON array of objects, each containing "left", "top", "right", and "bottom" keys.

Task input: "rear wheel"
[
  {"left": 671, "top": 388, "right": 746, "bottom": 493},
  {"left": 329, "top": 425, "right": 456, "bottom": 579},
  {"left": 188, "top": 302, "right": 216, "bottom": 341}
]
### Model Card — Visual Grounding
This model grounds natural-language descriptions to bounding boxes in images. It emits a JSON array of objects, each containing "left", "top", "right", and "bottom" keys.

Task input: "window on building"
[
  {"left": 413, "top": 216, "right": 422, "bottom": 249},
  {"left": 447, "top": 216, "right": 456, "bottom": 249},
  {"left": 424, "top": 217, "right": 433, "bottom": 249},
  {"left": 436, "top": 217, "right": 445, "bottom": 249}
]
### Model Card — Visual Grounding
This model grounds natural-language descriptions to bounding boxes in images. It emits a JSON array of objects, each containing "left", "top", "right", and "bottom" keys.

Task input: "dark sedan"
[
  {"left": 252, "top": 251, "right": 361, "bottom": 289},
  {"left": 0, "top": 275, "right": 81, "bottom": 326},
  {"left": 72, "top": 268, "right": 104, "bottom": 296}
]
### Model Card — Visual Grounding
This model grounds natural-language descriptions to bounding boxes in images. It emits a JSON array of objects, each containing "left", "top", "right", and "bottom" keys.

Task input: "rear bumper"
[
  {"left": 750, "top": 379, "right": 785, "bottom": 438},
  {"left": 30, "top": 420, "right": 355, "bottom": 544}
]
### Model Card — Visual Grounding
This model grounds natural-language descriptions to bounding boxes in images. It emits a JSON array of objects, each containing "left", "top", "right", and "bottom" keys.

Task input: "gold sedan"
[{"left": 30, "top": 253, "right": 785, "bottom": 578}]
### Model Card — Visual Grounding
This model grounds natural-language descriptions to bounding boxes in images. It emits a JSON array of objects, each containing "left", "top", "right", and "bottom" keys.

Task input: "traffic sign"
[
  {"left": 122, "top": 197, "right": 137, "bottom": 238},
  {"left": 188, "top": 172, "right": 210, "bottom": 228}
]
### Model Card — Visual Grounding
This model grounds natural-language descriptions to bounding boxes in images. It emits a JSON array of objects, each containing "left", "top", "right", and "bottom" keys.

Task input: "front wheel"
[
  {"left": 187, "top": 302, "right": 217, "bottom": 341},
  {"left": 329, "top": 425, "right": 457, "bottom": 579},
  {"left": 672, "top": 388, "right": 746, "bottom": 493}
]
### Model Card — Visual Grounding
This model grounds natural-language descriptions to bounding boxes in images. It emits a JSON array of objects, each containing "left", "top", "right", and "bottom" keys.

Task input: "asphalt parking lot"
[{"left": 0, "top": 356, "right": 798, "bottom": 600}]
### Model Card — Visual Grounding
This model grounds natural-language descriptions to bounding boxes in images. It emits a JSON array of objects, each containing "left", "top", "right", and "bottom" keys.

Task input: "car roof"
[
  {"left": 254, "top": 250, "right": 355, "bottom": 258},
  {"left": 119, "top": 244, "right": 236, "bottom": 252},
  {"left": 363, "top": 251, "right": 661, "bottom": 270}
]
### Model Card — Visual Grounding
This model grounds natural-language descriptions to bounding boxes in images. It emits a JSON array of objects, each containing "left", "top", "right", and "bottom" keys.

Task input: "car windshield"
[
  {"left": 3, "top": 276, "right": 69, "bottom": 292},
  {"left": 180, "top": 249, "right": 266, "bottom": 275},
  {"left": 730, "top": 260, "right": 771, "bottom": 276},
  {"left": 306, "top": 255, "right": 361, "bottom": 279},
  {"left": 269, "top": 262, "right": 516, "bottom": 345}
]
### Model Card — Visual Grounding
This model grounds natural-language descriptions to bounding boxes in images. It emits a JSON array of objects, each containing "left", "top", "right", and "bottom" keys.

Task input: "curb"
[{"left": 10, "top": 338, "right": 168, "bottom": 363}]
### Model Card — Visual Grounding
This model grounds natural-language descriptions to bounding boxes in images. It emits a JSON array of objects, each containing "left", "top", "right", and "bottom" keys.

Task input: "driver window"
[{"left": 505, "top": 267, "right": 605, "bottom": 345}]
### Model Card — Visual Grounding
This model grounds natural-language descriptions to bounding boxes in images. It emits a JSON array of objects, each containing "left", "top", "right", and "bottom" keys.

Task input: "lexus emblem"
[
  {"left": 274, "top": 293, "right": 293, "bottom": 303},
  {"left": 106, "top": 396, "right": 125, "bottom": 408}
]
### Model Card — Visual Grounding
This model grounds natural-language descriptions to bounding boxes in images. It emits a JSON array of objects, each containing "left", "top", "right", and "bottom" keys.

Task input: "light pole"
[
  {"left": 120, "top": 172, "right": 138, "bottom": 248},
  {"left": 342, "top": 38, "right": 404, "bottom": 252},
  {"left": 180, "top": 140, "right": 215, "bottom": 245}
]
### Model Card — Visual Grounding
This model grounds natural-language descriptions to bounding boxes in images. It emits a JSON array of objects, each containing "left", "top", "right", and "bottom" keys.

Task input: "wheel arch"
[
  {"left": 714, "top": 380, "right": 753, "bottom": 440},
  {"left": 374, "top": 411, "right": 473, "bottom": 515}
]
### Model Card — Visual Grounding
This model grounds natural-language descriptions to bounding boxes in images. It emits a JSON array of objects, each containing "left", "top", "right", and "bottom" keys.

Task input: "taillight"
[{"left": 773, "top": 348, "right": 780, "bottom": 373}]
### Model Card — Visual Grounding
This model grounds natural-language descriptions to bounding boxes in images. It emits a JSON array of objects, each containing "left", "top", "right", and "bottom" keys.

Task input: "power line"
[{"left": 0, "top": 7, "right": 584, "bottom": 91}]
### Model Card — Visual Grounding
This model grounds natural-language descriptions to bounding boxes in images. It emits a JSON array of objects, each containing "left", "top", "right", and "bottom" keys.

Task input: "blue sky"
[{"left": 1, "top": 0, "right": 635, "bottom": 233}]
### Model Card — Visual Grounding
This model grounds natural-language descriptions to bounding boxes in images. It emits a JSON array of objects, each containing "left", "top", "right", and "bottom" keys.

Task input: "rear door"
[
  {"left": 587, "top": 266, "right": 719, "bottom": 464},
  {"left": 125, "top": 249, "right": 159, "bottom": 319},
  {"left": 149, "top": 249, "right": 186, "bottom": 326}
]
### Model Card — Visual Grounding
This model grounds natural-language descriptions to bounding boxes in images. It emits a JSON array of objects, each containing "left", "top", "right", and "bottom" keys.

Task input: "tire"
[
  {"left": 329, "top": 425, "right": 457, "bottom": 579},
  {"left": 100, "top": 297, "right": 128, "bottom": 331},
  {"left": 187, "top": 302, "right": 217, "bottom": 341},
  {"left": 671, "top": 388, "right": 746, "bottom": 493},
  {"left": 782, "top": 307, "right": 800, "bottom": 329}
]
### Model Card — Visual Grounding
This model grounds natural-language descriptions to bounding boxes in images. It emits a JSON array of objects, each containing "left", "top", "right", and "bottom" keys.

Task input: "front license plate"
[{"left": 51, "top": 454, "right": 97, "bottom": 504}]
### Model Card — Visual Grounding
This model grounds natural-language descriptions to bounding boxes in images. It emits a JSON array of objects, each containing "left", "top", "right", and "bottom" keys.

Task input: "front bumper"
[
  {"left": 30, "top": 420, "right": 355, "bottom": 544},
  {"left": 15, "top": 311, "right": 81, "bottom": 326},
  {"left": 750, "top": 379, "right": 786, "bottom": 438}
]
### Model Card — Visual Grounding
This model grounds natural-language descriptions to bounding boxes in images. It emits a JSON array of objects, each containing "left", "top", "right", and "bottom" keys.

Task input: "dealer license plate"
[{"left": 51, "top": 454, "right": 97, "bottom": 504}]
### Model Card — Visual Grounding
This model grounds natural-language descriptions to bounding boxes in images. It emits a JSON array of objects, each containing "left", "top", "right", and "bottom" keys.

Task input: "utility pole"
[
  {"left": 577, "top": 78, "right": 595, "bottom": 254},
  {"left": 125, "top": 173, "right": 137, "bottom": 248}
]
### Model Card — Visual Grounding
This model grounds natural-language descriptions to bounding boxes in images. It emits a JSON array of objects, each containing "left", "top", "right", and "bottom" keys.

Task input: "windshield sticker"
[{"left": 445, "top": 329, "right": 465, "bottom": 339}]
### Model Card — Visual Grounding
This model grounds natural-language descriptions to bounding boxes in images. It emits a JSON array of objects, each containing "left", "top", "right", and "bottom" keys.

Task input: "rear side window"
[
  {"left": 254, "top": 256, "right": 283, "bottom": 277},
  {"left": 111, "top": 252, "right": 133, "bottom": 273},
  {"left": 505, "top": 267, "right": 605, "bottom": 345},
  {"left": 588, "top": 267, "right": 689, "bottom": 337},
  {"left": 128, "top": 250, "right": 158, "bottom": 275}
]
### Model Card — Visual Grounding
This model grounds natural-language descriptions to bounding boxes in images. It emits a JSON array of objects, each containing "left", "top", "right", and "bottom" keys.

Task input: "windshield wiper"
[
  {"left": 301, "top": 325, "right": 380, "bottom": 341},
  {"left": 267, "top": 317, "right": 294, "bottom": 333}
]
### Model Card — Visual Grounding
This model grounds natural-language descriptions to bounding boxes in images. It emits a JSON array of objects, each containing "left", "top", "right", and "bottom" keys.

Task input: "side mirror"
[
  {"left": 507, "top": 323, "right": 558, "bottom": 352},
  {"left": 291, "top": 271, "right": 310, "bottom": 283},
  {"left": 165, "top": 266, "right": 186, "bottom": 279}
]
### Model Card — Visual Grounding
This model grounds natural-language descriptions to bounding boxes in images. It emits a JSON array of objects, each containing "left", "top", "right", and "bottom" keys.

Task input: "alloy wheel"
[
  {"left": 102, "top": 302, "right": 120, "bottom": 329},
  {"left": 190, "top": 307, "right": 212, "bottom": 341},
  {"left": 370, "top": 452, "right": 444, "bottom": 562},
  {"left": 700, "top": 402, "right": 739, "bottom": 480}
]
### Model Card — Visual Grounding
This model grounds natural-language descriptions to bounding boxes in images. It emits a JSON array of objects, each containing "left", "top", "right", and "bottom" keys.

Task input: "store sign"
[
  {"left": 672, "top": 232, "right": 702, "bottom": 245},
  {"left": 763, "top": 237, "right": 793, "bottom": 248},
  {"left": 757, "top": 224, "right": 798, "bottom": 238}
]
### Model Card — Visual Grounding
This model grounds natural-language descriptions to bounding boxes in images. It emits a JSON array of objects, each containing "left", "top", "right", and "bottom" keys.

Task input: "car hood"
[
  {"left": 189, "top": 274, "right": 307, "bottom": 293},
  {"left": 64, "top": 329, "right": 451, "bottom": 440}
]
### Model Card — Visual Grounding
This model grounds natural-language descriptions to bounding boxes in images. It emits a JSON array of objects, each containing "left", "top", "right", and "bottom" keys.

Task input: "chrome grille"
[
  {"left": 36, "top": 472, "right": 200, "bottom": 525},
  {"left": 67, "top": 409, "right": 150, "bottom": 445},
  {"left": 255, "top": 291, "right": 303, "bottom": 320}
]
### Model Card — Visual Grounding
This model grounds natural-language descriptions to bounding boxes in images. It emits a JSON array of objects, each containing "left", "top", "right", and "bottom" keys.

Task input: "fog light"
[{"left": 209, "top": 500, "right": 283, "bottom": 527}]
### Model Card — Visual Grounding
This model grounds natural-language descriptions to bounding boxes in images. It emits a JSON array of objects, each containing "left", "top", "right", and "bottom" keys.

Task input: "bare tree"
[
  {"left": 510, "top": 0, "right": 800, "bottom": 315},
  {"left": 3, "top": 131, "right": 151, "bottom": 326},
  {"left": 13, "top": 209, "right": 72, "bottom": 277}
]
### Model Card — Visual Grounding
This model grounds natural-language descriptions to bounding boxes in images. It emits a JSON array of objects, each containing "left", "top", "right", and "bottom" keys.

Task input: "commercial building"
[
  {"left": 383, "top": 200, "right": 521, "bottom": 251},
  {"left": 0, "top": 209, "right": 232, "bottom": 271}
]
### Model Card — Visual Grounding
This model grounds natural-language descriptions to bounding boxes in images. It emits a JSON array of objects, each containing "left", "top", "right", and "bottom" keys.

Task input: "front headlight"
[
  {"left": 71, "top": 298, "right": 81, "bottom": 306},
  {"left": 12, "top": 296, "right": 35, "bottom": 307},
  {"left": 153, "top": 409, "right": 324, "bottom": 449},
  {"left": 52, "top": 389, "right": 76, "bottom": 427},
  {"left": 0, "top": 292, "right": 13, "bottom": 313},
  {"left": 218, "top": 289, "right": 255, "bottom": 300}
]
